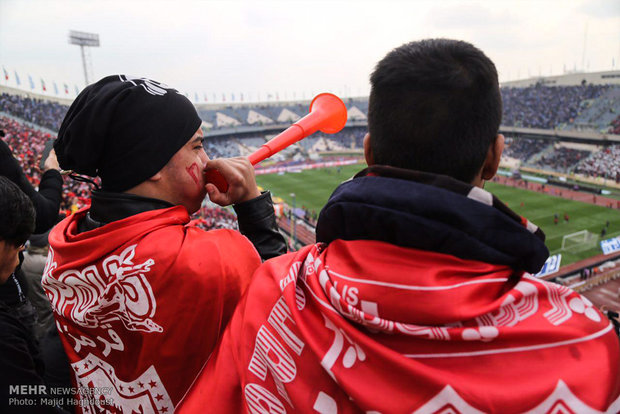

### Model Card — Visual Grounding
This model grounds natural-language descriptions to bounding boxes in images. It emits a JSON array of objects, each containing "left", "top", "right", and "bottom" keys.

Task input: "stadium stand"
[
  {"left": 2, "top": 84, "right": 620, "bottom": 134},
  {"left": 190, "top": 204, "right": 240, "bottom": 231},
  {"left": 502, "top": 136, "right": 550, "bottom": 163},
  {"left": 501, "top": 84, "right": 613, "bottom": 129},
  {"left": 1, "top": 116, "right": 94, "bottom": 215},
  {"left": 532, "top": 145, "right": 592, "bottom": 173},
  {"left": 574, "top": 144, "right": 620, "bottom": 181},
  {"left": 204, "top": 136, "right": 243, "bottom": 158},
  {"left": 569, "top": 87, "right": 620, "bottom": 132},
  {"left": 2, "top": 80, "right": 620, "bottom": 238},
  {"left": 1, "top": 116, "right": 51, "bottom": 185},
  {"left": 0, "top": 92, "right": 68, "bottom": 131}
]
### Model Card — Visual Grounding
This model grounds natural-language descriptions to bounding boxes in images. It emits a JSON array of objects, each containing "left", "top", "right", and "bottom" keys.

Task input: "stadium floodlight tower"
[{"left": 68, "top": 30, "right": 100, "bottom": 87}]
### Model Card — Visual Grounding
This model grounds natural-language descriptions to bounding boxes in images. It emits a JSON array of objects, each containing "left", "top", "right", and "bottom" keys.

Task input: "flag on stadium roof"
[
  {"left": 203, "top": 92, "right": 208, "bottom": 102},
  {"left": 28, "top": 75, "right": 34, "bottom": 90},
  {"left": 240, "top": 92, "right": 244, "bottom": 102},
  {"left": 14, "top": 71, "right": 20, "bottom": 86},
  {"left": 74, "top": 85, "right": 80, "bottom": 95},
  {"left": 194, "top": 92, "right": 199, "bottom": 102},
  {"left": 53, "top": 82, "right": 59, "bottom": 95},
  {"left": 41, "top": 78, "right": 47, "bottom": 92},
  {"left": 2, "top": 67, "right": 8, "bottom": 81},
  {"left": 64, "top": 83, "right": 69, "bottom": 94}
]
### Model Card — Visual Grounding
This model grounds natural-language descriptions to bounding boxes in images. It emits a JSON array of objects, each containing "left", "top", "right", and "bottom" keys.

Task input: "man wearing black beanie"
[{"left": 41, "top": 75, "right": 286, "bottom": 412}]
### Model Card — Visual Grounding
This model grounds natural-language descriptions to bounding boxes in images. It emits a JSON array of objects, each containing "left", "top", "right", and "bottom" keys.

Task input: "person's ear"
[
  {"left": 363, "top": 133, "right": 374, "bottom": 166},
  {"left": 148, "top": 171, "right": 162, "bottom": 182},
  {"left": 481, "top": 134, "right": 504, "bottom": 181}
]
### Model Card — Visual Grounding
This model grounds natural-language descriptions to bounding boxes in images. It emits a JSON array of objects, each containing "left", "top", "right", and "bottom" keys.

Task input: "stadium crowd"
[
  {"left": 574, "top": 144, "right": 620, "bottom": 181},
  {"left": 502, "top": 136, "right": 550, "bottom": 162},
  {"left": 3, "top": 84, "right": 620, "bottom": 135},
  {"left": 204, "top": 135, "right": 242, "bottom": 158},
  {"left": 313, "top": 126, "right": 367, "bottom": 149},
  {"left": 0, "top": 93, "right": 68, "bottom": 131},
  {"left": 500, "top": 84, "right": 612, "bottom": 129},
  {"left": 1, "top": 117, "right": 51, "bottom": 185},
  {"left": 190, "top": 204, "right": 240, "bottom": 230},
  {"left": 532, "top": 146, "right": 591, "bottom": 172}
]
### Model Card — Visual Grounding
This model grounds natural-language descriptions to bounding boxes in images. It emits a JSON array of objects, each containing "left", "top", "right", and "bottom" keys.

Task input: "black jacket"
[
  {"left": 0, "top": 139, "right": 63, "bottom": 234},
  {"left": 78, "top": 189, "right": 287, "bottom": 261},
  {"left": 317, "top": 165, "right": 549, "bottom": 273},
  {"left": 0, "top": 280, "right": 68, "bottom": 413}
]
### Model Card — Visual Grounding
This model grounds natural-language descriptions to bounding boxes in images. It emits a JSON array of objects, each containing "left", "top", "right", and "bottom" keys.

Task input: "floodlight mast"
[{"left": 68, "top": 31, "right": 100, "bottom": 86}]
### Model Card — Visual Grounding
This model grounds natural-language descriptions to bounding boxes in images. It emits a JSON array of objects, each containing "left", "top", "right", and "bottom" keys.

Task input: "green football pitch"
[{"left": 256, "top": 163, "right": 620, "bottom": 267}]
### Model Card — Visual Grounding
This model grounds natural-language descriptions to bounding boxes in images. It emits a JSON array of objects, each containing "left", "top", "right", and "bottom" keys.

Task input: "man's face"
[
  {"left": 159, "top": 128, "right": 209, "bottom": 214},
  {"left": 0, "top": 241, "right": 24, "bottom": 285}
]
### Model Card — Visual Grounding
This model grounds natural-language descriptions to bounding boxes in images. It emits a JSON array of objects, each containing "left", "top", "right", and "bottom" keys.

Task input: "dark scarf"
[{"left": 317, "top": 165, "right": 549, "bottom": 273}]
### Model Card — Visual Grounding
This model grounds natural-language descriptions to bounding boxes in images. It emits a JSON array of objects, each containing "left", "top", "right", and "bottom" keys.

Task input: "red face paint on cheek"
[{"left": 186, "top": 163, "right": 202, "bottom": 191}]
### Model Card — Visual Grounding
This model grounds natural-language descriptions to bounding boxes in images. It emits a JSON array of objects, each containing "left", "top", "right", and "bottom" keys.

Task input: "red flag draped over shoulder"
[
  {"left": 178, "top": 241, "right": 620, "bottom": 413},
  {"left": 43, "top": 206, "right": 261, "bottom": 412}
]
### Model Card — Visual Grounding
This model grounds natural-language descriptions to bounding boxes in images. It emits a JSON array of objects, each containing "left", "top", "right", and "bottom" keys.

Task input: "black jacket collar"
[
  {"left": 316, "top": 166, "right": 549, "bottom": 274},
  {"left": 79, "top": 191, "right": 174, "bottom": 233}
]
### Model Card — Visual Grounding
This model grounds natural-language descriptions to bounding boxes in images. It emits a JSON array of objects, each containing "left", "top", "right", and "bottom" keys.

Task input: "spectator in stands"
[
  {"left": 179, "top": 39, "right": 619, "bottom": 413},
  {"left": 41, "top": 75, "right": 286, "bottom": 411},
  {"left": 0, "top": 177, "right": 67, "bottom": 413},
  {"left": 0, "top": 127, "right": 63, "bottom": 233}
]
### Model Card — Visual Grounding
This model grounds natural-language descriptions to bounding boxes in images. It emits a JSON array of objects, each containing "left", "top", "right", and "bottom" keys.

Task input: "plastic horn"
[{"left": 204, "top": 93, "right": 348, "bottom": 192}]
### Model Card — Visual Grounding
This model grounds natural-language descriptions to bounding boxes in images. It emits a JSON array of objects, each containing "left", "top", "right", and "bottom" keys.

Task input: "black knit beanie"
[{"left": 55, "top": 75, "right": 202, "bottom": 192}]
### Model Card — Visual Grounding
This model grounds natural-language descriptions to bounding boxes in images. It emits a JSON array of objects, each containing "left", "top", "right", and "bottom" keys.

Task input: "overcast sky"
[{"left": 1, "top": 0, "right": 619, "bottom": 102}]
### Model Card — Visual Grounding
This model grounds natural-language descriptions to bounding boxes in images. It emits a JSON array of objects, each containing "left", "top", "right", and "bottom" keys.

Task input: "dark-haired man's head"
[
  {"left": 366, "top": 39, "right": 504, "bottom": 185},
  {"left": 0, "top": 176, "right": 35, "bottom": 284},
  {"left": 55, "top": 75, "right": 207, "bottom": 213}
]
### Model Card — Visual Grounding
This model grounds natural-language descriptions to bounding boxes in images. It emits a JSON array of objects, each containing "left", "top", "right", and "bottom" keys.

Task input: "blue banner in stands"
[
  {"left": 601, "top": 236, "right": 620, "bottom": 255},
  {"left": 533, "top": 254, "right": 562, "bottom": 277}
]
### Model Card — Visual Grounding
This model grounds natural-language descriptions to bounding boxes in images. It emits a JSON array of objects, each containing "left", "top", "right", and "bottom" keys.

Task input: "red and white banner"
[
  {"left": 43, "top": 206, "right": 261, "bottom": 412},
  {"left": 179, "top": 241, "right": 620, "bottom": 413}
]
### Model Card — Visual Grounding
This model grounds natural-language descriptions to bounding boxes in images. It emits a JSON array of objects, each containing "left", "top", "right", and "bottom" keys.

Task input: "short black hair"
[
  {"left": 0, "top": 176, "right": 35, "bottom": 247},
  {"left": 368, "top": 39, "right": 502, "bottom": 183}
]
